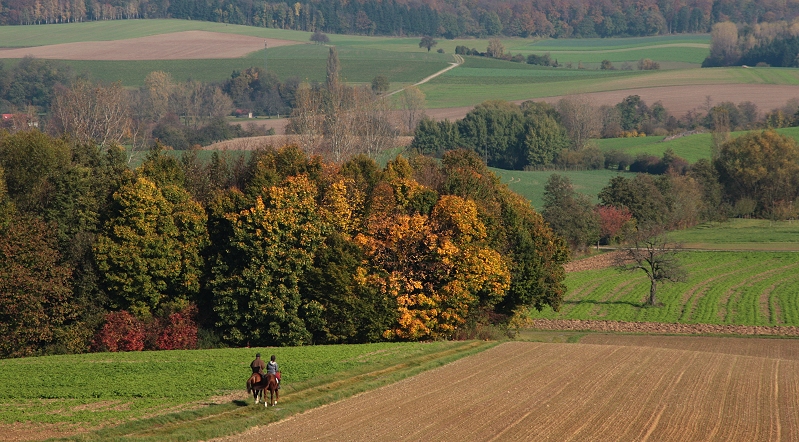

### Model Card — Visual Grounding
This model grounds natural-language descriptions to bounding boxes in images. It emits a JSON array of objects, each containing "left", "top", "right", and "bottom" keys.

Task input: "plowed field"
[
  {"left": 233, "top": 340, "right": 799, "bottom": 441},
  {"left": 0, "top": 31, "right": 297, "bottom": 60}
]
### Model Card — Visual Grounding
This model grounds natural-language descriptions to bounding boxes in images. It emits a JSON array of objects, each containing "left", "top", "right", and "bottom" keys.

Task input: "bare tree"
[
  {"left": 613, "top": 228, "right": 687, "bottom": 306},
  {"left": 486, "top": 38, "right": 505, "bottom": 58},
  {"left": 50, "top": 79, "right": 131, "bottom": 148},
  {"left": 396, "top": 86, "right": 426, "bottom": 134},
  {"left": 556, "top": 95, "right": 601, "bottom": 149},
  {"left": 286, "top": 82, "right": 325, "bottom": 155},
  {"left": 352, "top": 86, "right": 396, "bottom": 158}
]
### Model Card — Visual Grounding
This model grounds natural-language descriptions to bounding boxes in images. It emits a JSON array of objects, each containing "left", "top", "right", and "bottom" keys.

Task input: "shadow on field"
[{"left": 232, "top": 400, "right": 249, "bottom": 407}]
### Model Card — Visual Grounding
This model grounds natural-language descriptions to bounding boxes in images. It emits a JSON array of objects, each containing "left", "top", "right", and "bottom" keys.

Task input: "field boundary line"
[
  {"left": 529, "top": 319, "right": 799, "bottom": 337},
  {"left": 386, "top": 54, "right": 463, "bottom": 97}
]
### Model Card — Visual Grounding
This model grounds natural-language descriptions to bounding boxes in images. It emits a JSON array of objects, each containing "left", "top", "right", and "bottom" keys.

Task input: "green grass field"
[
  {"left": 4, "top": 20, "right": 799, "bottom": 109},
  {"left": 670, "top": 218, "right": 799, "bottom": 250},
  {"left": 492, "top": 167, "right": 623, "bottom": 208},
  {"left": 0, "top": 340, "right": 492, "bottom": 439},
  {"left": 532, "top": 251, "right": 799, "bottom": 326}
]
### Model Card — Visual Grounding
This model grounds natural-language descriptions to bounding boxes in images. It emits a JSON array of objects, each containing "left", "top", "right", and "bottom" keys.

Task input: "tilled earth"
[{"left": 230, "top": 340, "right": 799, "bottom": 441}]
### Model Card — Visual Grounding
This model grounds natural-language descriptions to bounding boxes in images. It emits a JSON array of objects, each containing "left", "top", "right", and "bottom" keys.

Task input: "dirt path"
[{"left": 227, "top": 340, "right": 799, "bottom": 441}]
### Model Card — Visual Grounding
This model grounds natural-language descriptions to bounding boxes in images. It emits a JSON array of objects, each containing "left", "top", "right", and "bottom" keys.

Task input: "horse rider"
[
  {"left": 251, "top": 353, "right": 266, "bottom": 380},
  {"left": 267, "top": 354, "right": 280, "bottom": 389}
]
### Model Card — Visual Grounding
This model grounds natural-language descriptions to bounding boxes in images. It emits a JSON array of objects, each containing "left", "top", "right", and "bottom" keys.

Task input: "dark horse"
[{"left": 246, "top": 373, "right": 279, "bottom": 407}]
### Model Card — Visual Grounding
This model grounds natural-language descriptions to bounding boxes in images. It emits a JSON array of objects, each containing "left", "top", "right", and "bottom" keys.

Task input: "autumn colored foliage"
[{"left": 1, "top": 129, "right": 571, "bottom": 355}]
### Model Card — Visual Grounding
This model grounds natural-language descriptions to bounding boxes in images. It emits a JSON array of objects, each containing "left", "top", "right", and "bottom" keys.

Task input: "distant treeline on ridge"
[{"left": 2, "top": 0, "right": 799, "bottom": 38}]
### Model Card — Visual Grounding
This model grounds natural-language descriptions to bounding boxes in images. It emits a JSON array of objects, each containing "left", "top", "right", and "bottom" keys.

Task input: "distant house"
[{"left": 1, "top": 113, "right": 39, "bottom": 130}]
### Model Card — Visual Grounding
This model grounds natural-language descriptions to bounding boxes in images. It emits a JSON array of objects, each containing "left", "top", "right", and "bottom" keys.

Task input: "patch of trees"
[
  {"left": 0, "top": 126, "right": 569, "bottom": 356},
  {"left": 703, "top": 20, "right": 799, "bottom": 67},
  {"left": 411, "top": 96, "right": 682, "bottom": 171},
  {"left": 7, "top": 0, "right": 799, "bottom": 39}
]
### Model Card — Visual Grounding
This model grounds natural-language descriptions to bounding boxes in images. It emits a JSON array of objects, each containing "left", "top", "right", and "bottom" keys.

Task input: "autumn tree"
[
  {"left": 713, "top": 130, "right": 799, "bottom": 215},
  {"left": 614, "top": 228, "right": 686, "bottom": 306},
  {"left": 0, "top": 214, "right": 73, "bottom": 358},
  {"left": 704, "top": 21, "right": 740, "bottom": 66}
]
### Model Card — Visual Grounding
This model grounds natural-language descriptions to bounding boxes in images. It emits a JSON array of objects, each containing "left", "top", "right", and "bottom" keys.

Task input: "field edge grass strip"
[{"left": 59, "top": 340, "right": 497, "bottom": 442}]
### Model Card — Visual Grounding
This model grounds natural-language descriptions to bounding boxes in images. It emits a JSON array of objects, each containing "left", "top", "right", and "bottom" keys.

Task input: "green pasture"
[
  {"left": 532, "top": 251, "right": 799, "bottom": 326},
  {"left": 0, "top": 340, "right": 491, "bottom": 439},
  {"left": 596, "top": 126, "right": 799, "bottom": 164},
  {"left": 421, "top": 64, "right": 799, "bottom": 108},
  {"left": 58, "top": 44, "right": 449, "bottom": 86},
  {"left": 670, "top": 218, "right": 799, "bottom": 250},
  {"left": 492, "top": 168, "right": 623, "bottom": 208},
  {"left": 521, "top": 34, "right": 710, "bottom": 51}
]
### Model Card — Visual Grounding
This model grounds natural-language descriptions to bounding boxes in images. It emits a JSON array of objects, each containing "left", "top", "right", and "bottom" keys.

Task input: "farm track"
[
  {"left": 87, "top": 341, "right": 493, "bottom": 441},
  {"left": 236, "top": 340, "right": 799, "bottom": 441}
]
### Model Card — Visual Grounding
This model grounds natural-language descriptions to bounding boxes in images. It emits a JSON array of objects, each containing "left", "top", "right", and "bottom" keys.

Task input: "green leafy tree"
[
  {"left": 371, "top": 75, "right": 390, "bottom": 94},
  {"left": 542, "top": 174, "right": 600, "bottom": 252},
  {"left": 458, "top": 100, "right": 525, "bottom": 169},
  {"left": 598, "top": 174, "right": 669, "bottom": 228},
  {"left": 522, "top": 115, "right": 570, "bottom": 166},
  {"left": 94, "top": 177, "right": 207, "bottom": 318},
  {"left": 300, "top": 232, "right": 395, "bottom": 344},
  {"left": 0, "top": 130, "right": 71, "bottom": 212},
  {"left": 210, "top": 174, "right": 324, "bottom": 346},
  {"left": 419, "top": 36, "right": 437, "bottom": 52}
]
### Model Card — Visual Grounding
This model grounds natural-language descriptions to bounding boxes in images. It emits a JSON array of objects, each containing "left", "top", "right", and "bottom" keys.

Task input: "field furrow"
[{"left": 237, "top": 342, "right": 799, "bottom": 441}]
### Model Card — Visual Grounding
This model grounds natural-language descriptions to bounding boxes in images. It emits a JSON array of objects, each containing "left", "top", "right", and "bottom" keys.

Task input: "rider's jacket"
[{"left": 251, "top": 358, "right": 266, "bottom": 374}]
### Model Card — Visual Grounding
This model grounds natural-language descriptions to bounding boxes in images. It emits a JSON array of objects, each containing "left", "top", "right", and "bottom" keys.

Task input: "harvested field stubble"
[{"left": 233, "top": 341, "right": 799, "bottom": 441}]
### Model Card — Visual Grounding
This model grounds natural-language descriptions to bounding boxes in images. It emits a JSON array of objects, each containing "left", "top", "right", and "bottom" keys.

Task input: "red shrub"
[
  {"left": 156, "top": 306, "right": 198, "bottom": 350},
  {"left": 596, "top": 205, "right": 633, "bottom": 244},
  {"left": 92, "top": 311, "right": 145, "bottom": 352}
]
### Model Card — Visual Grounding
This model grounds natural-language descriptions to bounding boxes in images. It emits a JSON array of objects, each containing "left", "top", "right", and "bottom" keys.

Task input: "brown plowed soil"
[
  {"left": 428, "top": 84, "right": 799, "bottom": 119},
  {"left": 563, "top": 250, "right": 624, "bottom": 273},
  {"left": 0, "top": 31, "right": 298, "bottom": 60},
  {"left": 227, "top": 340, "right": 799, "bottom": 441}
]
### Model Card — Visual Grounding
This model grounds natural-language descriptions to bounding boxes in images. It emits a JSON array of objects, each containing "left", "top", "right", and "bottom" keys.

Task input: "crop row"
[{"left": 531, "top": 251, "right": 799, "bottom": 327}]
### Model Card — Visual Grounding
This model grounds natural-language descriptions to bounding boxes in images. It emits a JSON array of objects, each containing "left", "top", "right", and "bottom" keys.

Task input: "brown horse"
[{"left": 246, "top": 373, "right": 279, "bottom": 407}]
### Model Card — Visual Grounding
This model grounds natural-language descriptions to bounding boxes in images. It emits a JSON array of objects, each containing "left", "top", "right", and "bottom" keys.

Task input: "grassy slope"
[
  {"left": 532, "top": 250, "right": 799, "bottom": 326},
  {"left": 670, "top": 218, "right": 799, "bottom": 250},
  {"left": 0, "top": 341, "right": 493, "bottom": 440}
]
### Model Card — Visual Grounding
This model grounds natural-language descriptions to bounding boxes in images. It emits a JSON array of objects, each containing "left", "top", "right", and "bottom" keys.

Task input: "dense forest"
[
  {"left": 0, "top": 127, "right": 570, "bottom": 357},
  {"left": 3, "top": 0, "right": 799, "bottom": 38}
]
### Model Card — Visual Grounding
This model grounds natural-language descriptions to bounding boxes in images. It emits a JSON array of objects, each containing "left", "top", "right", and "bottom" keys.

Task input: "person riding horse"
[
  {"left": 251, "top": 353, "right": 266, "bottom": 380},
  {"left": 266, "top": 354, "right": 280, "bottom": 389}
]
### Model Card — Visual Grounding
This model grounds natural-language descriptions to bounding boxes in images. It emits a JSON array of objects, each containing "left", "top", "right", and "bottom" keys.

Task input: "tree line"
[
  {"left": 704, "top": 20, "right": 799, "bottom": 67},
  {"left": 0, "top": 128, "right": 569, "bottom": 358},
  {"left": 411, "top": 96, "right": 799, "bottom": 173},
  {"left": 540, "top": 129, "right": 799, "bottom": 254},
  {"left": 4, "top": 0, "right": 799, "bottom": 38}
]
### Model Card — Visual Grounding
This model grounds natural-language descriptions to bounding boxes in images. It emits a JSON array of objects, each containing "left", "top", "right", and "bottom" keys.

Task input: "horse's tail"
[{"left": 246, "top": 373, "right": 258, "bottom": 393}]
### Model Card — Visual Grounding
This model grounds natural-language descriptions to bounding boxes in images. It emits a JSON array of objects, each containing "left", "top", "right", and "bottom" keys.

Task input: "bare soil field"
[
  {"left": 0, "top": 31, "right": 298, "bottom": 60},
  {"left": 580, "top": 334, "right": 799, "bottom": 360},
  {"left": 427, "top": 84, "right": 799, "bottom": 120},
  {"left": 227, "top": 340, "right": 799, "bottom": 441}
]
